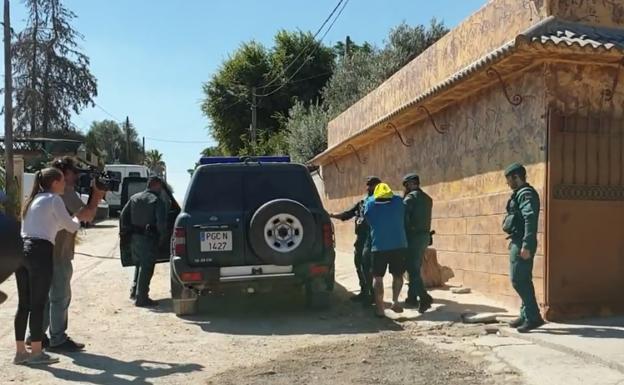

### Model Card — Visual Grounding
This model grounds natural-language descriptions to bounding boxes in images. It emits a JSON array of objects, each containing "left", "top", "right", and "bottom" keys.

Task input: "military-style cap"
[
  {"left": 365, "top": 176, "right": 381, "bottom": 186},
  {"left": 504, "top": 163, "right": 526, "bottom": 177},
  {"left": 147, "top": 175, "right": 163, "bottom": 184},
  {"left": 402, "top": 173, "right": 420, "bottom": 185}
]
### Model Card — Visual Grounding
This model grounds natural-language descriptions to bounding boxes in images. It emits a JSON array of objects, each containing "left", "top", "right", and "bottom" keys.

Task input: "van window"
[
  {"left": 128, "top": 172, "right": 141, "bottom": 177},
  {"left": 108, "top": 171, "right": 122, "bottom": 192}
]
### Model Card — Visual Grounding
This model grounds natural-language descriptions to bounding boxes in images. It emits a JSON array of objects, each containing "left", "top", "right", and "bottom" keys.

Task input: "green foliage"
[
  {"left": 12, "top": 0, "right": 97, "bottom": 135},
  {"left": 86, "top": 119, "right": 143, "bottom": 164},
  {"left": 201, "top": 146, "right": 227, "bottom": 157},
  {"left": 286, "top": 19, "right": 449, "bottom": 162},
  {"left": 285, "top": 101, "right": 329, "bottom": 163},
  {"left": 201, "top": 31, "right": 334, "bottom": 156},
  {"left": 144, "top": 149, "right": 165, "bottom": 177}
]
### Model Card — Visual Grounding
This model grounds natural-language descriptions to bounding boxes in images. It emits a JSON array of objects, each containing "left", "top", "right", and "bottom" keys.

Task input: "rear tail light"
[
  {"left": 180, "top": 272, "right": 203, "bottom": 282},
  {"left": 322, "top": 222, "right": 334, "bottom": 248},
  {"left": 174, "top": 227, "right": 186, "bottom": 257},
  {"left": 309, "top": 265, "right": 330, "bottom": 276}
]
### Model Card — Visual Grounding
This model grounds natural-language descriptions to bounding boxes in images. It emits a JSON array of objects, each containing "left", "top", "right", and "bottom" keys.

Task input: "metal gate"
[{"left": 546, "top": 109, "right": 624, "bottom": 318}]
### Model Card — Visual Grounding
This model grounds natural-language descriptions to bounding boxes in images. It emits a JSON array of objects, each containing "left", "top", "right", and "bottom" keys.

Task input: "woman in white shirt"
[{"left": 14, "top": 167, "right": 92, "bottom": 366}]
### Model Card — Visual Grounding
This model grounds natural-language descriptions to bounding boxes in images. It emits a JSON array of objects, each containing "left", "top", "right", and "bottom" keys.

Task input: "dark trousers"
[
  {"left": 131, "top": 235, "right": 157, "bottom": 302},
  {"left": 354, "top": 237, "right": 372, "bottom": 296},
  {"left": 407, "top": 234, "right": 430, "bottom": 300},
  {"left": 14, "top": 238, "right": 54, "bottom": 342},
  {"left": 509, "top": 242, "right": 541, "bottom": 322}
]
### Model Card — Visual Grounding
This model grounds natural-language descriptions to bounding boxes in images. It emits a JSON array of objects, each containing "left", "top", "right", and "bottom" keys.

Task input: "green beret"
[
  {"left": 402, "top": 173, "right": 420, "bottom": 184},
  {"left": 504, "top": 163, "right": 526, "bottom": 177}
]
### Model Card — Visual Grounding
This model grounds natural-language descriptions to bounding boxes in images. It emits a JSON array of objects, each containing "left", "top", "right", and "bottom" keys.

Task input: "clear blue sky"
[{"left": 8, "top": 0, "right": 486, "bottom": 202}]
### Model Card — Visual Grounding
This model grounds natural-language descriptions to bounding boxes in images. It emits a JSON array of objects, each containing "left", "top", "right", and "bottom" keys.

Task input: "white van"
[{"left": 104, "top": 164, "right": 150, "bottom": 215}]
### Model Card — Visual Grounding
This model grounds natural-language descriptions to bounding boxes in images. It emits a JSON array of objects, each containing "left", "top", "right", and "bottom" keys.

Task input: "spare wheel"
[{"left": 249, "top": 199, "right": 316, "bottom": 266}]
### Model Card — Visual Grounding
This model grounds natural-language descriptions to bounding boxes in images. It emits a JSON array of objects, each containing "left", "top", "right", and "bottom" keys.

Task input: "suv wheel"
[
  {"left": 305, "top": 277, "right": 331, "bottom": 310},
  {"left": 249, "top": 199, "right": 317, "bottom": 266},
  {"left": 171, "top": 277, "right": 198, "bottom": 316}
]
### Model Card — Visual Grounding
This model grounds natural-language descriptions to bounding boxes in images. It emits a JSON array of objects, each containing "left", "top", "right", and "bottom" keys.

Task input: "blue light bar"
[{"left": 199, "top": 156, "right": 291, "bottom": 165}]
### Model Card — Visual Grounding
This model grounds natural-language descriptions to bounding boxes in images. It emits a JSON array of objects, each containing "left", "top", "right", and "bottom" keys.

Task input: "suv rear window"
[
  {"left": 187, "top": 172, "right": 243, "bottom": 211},
  {"left": 186, "top": 167, "right": 319, "bottom": 212},
  {"left": 244, "top": 170, "right": 319, "bottom": 211}
]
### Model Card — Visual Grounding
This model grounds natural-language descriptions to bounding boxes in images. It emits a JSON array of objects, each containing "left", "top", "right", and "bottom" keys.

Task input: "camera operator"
[{"left": 26, "top": 156, "right": 105, "bottom": 352}]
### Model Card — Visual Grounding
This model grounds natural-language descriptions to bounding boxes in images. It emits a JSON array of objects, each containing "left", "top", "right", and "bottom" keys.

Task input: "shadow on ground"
[
  {"left": 149, "top": 283, "right": 405, "bottom": 336},
  {"left": 386, "top": 297, "right": 510, "bottom": 323},
  {"left": 532, "top": 316, "right": 624, "bottom": 339},
  {"left": 33, "top": 352, "right": 203, "bottom": 385}
]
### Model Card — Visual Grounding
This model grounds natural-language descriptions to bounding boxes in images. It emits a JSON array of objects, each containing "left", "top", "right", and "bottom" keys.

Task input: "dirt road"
[{"left": 0, "top": 220, "right": 521, "bottom": 384}]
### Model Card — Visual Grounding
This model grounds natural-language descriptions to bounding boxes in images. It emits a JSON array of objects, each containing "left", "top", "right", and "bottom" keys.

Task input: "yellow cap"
[{"left": 373, "top": 183, "right": 394, "bottom": 199}]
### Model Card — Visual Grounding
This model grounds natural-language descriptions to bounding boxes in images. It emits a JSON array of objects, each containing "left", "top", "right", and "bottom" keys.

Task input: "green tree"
[
  {"left": 287, "top": 19, "right": 449, "bottom": 162},
  {"left": 144, "top": 149, "right": 165, "bottom": 177},
  {"left": 12, "top": 0, "right": 97, "bottom": 136},
  {"left": 86, "top": 119, "right": 142, "bottom": 164},
  {"left": 285, "top": 101, "right": 328, "bottom": 163},
  {"left": 201, "top": 31, "right": 334, "bottom": 155}
]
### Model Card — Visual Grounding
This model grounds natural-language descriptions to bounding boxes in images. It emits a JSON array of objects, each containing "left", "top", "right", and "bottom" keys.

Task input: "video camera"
[{"left": 76, "top": 166, "right": 121, "bottom": 194}]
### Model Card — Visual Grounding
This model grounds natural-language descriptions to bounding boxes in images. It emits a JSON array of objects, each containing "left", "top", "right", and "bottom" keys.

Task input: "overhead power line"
[
  {"left": 254, "top": 0, "right": 350, "bottom": 98},
  {"left": 145, "top": 136, "right": 213, "bottom": 144},
  {"left": 93, "top": 102, "right": 121, "bottom": 121},
  {"left": 258, "top": 0, "right": 345, "bottom": 91}
]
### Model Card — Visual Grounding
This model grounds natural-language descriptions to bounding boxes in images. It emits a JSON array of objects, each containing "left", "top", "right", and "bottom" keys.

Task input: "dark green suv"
[{"left": 170, "top": 157, "right": 335, "bottom": 316}]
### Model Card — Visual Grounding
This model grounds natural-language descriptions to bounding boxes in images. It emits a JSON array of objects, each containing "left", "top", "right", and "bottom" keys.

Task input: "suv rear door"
[
  {"left": 120, "top": 177, "right": 180, "bottom": 265},
  {"left": 241, "top": 164, "right": 326, "bottom": 265},
  {"left": 183, "top": 167, "right": 246, "bottom": 266}
]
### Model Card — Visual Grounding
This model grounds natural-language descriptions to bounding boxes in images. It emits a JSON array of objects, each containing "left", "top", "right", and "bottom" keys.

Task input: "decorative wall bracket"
[
  {"left": 602, "top": 57, "right": 624, "bottom": 102},
  {"left": 328, "top": 155, "right": 344, "bottom": 174},
  {"left": 386, "top": 122, "right": 412, "bottom": 147},
  {"left": 417, "top": 105, "right": 449, "bottom": 134},
  {"left": 486, "top": 67, "right": 523, "bottom": 106},
  {"left": 346, "top": 144, "right": 366, "bottom": 164}
]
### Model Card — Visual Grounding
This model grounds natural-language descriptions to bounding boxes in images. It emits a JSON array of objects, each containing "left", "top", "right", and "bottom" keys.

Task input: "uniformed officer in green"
[
  {"left": 403, "top": 173, "right": 434, "bottom": 313},
  {"left": 330, "top": 176, "right": 380, "bottom": 303},
  {"left": 503, "top": 163, "right": 545, "bottom": 332},
  {"left": 120, "top": 176, "right": 168, "bottom": 308}
]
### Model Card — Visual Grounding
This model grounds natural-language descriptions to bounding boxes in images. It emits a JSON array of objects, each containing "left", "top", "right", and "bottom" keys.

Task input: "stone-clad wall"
[{"left": 324, "top": 67, "right": 547, "bottom": 308}]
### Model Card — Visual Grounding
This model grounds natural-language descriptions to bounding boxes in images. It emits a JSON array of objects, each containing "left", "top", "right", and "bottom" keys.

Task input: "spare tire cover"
[{"left": 249, "top": 199, "right": 316, "bottom": 266}]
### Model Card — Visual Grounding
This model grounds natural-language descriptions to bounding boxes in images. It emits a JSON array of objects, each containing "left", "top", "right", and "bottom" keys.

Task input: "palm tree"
[{"left": 144, "top": 149, "right": 165, "bottom": 178}]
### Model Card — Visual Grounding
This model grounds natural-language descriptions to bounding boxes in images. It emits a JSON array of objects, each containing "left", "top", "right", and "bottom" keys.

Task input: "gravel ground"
[
  {"left": 0, "top": 220, "right": 522, "bottom": 385},
  {"left": 208, "top": 331, "right": 520, "bottom": 385}
]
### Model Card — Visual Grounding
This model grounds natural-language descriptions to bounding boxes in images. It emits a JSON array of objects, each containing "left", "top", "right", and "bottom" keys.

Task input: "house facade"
[{"left": 312, "top": 0, "right": 624, "bottom": 320}]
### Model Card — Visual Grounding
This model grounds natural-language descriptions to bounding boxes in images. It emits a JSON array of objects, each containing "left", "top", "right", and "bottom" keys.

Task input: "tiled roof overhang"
[{"left": 310, "top": 17, "right": 624, "bottom": 166}]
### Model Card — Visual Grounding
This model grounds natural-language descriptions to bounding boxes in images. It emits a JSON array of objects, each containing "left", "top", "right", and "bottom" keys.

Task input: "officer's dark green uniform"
[
  {"left": 332, "top": 177, "right": 379, "bottom": 300},
  {"left": 403, "top": 173, "right": 433, "bottom": 311},
  {"left": 502, "top": 163, "right": 543, "bottom": 329},
  {"left": 120, "top": 178, "right": 167, "bottom": 306}
]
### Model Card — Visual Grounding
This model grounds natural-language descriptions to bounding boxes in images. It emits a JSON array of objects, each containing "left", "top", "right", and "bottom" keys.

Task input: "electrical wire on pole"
[
  {"left": 254, "top": 0, "right": 350, "bottom": 98},
  {"left": 257, "top": 0, "right": 345, "bottom": 91}
]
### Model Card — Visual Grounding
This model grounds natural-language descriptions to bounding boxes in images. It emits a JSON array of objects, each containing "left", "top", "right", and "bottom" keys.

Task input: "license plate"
[{"left": 200, "top": 231, "right": 233, "bottom": 252}]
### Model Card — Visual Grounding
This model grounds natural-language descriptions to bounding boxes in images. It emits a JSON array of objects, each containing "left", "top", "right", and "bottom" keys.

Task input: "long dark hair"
[{"left": 22, "top": 167, "right": 63, "bottom": 219}]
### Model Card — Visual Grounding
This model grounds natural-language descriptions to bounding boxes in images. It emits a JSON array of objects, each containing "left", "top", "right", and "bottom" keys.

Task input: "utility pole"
[
  {"left": 3, "top": 0, "right": 15, "bottom": 218},
  {"left": 142, "top": 136, "right": 145, "bottom": 159},
  {"left": 250, "top": 87, "right": 257, "bottom": 147},
  {"left": 125, "top": 116, "right": 130, "bottom": 162},
  {"left": 345, "top": 35, "right": 352, "bottom": 61}
]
